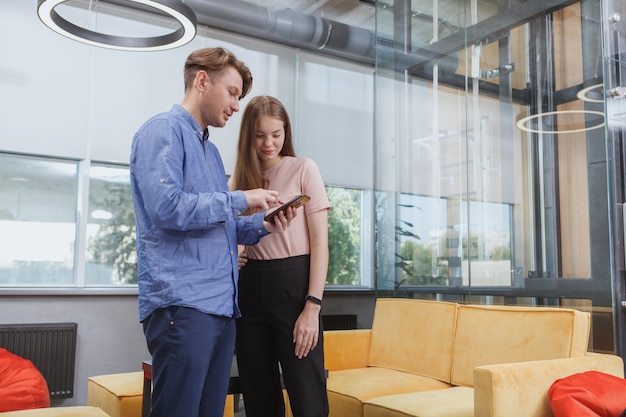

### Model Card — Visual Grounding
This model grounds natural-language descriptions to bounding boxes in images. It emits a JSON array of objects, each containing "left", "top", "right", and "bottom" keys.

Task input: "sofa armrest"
[
  {"left": 474, "top": 353, "right": 624, "bottom": 417},
  {"left": 323, "top": 329, "right": 371, "bottom": 371}
]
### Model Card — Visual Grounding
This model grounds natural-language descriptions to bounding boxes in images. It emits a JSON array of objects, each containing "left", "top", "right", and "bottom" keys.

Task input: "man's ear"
[{"left": 195, "top": 70, "right": 208, "bottom": 92}]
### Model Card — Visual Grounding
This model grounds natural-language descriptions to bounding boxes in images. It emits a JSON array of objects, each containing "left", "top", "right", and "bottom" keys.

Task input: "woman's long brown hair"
[{"left": 231, "top": 96, "right": 296, "bottom": 194}]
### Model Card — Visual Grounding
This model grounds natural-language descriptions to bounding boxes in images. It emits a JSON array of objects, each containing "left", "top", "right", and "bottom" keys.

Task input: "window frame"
[{"left": 0, "top": 153, "right": 375, "bottom": 293}]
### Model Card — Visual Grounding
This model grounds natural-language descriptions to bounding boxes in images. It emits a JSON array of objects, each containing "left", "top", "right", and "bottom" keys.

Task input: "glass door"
[
  {"left": 374, "top": 0, "right": 617, "bottom": 354},
  {"left": 603, "top": 0, "right": 626, "bottom": 358}
]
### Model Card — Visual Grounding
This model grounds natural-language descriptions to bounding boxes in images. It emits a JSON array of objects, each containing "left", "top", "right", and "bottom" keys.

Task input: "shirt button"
[
  {"left": 258, "top": 229, "right": 263, "bottom": 234},
  {"left": 160, "top": 178, "right": 165, "bottom": 183}
]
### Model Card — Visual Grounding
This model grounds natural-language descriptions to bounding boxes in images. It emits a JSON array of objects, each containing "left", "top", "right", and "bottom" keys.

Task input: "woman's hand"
[
  {"left": 237, "top": 248, "right": 248, "bottom": 271},
  {"left": 293, "top": 303, "right": 321, "bottom": 359}
]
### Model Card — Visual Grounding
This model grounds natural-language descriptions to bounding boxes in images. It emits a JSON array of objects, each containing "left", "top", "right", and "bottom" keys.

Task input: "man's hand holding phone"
[
  {"left": 264, "top": 194, "right": 310, "bottom": 223},
  {"left": 263, "top": 194, "right": 310, "bottom": 232},
  {"left": 263, "top": 205, "right": 295, "bottom": 233}
]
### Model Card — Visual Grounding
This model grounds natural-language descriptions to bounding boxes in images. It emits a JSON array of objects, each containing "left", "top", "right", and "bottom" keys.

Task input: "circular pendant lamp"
[{"left": 37, "top": 0, "right": 197, "bottom": 51}]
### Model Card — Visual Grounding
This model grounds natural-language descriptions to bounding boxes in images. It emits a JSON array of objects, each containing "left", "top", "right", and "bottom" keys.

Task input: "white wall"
[
  {"left": 0, "top": 1, "right": 374, "bottom": 186},
  {"left": 0, "top": 295, "right": 148, "bottom": 407}
]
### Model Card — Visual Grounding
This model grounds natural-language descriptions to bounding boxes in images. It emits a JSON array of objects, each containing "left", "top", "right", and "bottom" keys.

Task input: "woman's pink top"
[{"left": 246, "top": 156, "right": 330, "bottom": 260}]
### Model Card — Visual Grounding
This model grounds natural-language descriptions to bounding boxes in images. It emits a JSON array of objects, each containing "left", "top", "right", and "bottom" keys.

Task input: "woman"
[{"left": 229, "top": 95, "right": 330, "bottom": 417}]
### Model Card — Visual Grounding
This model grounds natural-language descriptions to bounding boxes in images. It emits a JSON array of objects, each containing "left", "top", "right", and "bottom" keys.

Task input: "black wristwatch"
[{"left": 305, "top": 294, "right": 322, "bottom": 306}]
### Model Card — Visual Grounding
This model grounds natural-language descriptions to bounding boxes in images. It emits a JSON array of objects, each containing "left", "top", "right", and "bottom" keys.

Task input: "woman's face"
[{"left": 254, "top": 115, "right": 285, "bottom": 169}]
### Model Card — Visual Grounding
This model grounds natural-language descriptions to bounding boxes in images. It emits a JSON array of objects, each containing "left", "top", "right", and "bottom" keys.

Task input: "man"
[{"left": 130, "top": 47, "right": 294, "bottom": 417}]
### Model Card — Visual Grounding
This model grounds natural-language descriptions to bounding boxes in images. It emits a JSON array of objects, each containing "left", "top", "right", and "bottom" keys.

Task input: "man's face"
[{"left": 201, "top": 66, "right": 243, "bottom": 128}]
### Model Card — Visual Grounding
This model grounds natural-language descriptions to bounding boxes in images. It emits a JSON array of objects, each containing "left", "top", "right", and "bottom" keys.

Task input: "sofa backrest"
[
  {"left": 450, "top": 304, "right": 591, "bottom": 387},
  {"left": 367, "top": 298, "right": 458, "bottom": 383}
]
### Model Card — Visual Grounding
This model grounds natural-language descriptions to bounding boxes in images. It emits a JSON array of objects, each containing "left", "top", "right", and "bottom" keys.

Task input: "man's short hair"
[{"left": 184, "top": 47, "right": 253, "bottom": 99}]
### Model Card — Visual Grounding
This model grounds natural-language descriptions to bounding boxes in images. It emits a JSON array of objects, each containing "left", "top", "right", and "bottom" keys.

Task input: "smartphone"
[{"left": 264, "top": 194, "right": 310, "bottom": 223}]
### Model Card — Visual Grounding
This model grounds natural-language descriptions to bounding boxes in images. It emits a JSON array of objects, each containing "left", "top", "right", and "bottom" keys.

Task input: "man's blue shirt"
[{"left": 130, "top": 104, "right": 268, "bottom": 321}]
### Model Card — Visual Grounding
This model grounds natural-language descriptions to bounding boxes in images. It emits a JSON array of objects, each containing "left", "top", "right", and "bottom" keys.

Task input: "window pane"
[
  {"left": 326, "top": 186, "right": 363, "bottom": 286},
  {"left": 0, "top": 154, "right": 78, "bottom": 285},
  {"left": 85, "top": 163, "right": 136, "bottom": 285},
  {"left": 396, "top": 193, "right": 449, "bottom": 287},
  {"left": 297, "top": 54, "right": 374, "bottom": 189}
]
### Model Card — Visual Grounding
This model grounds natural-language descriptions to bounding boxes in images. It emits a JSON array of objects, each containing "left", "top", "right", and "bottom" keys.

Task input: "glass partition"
[
  {"left": 374, "top": 0, "right": 617, "bottom": 354},
  {"left": 603, "top": 0, "right": 626, "bottom": 357}
]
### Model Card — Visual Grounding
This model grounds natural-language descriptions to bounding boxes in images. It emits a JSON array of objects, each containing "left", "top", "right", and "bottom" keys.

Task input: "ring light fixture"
[
  {"left": 516, "top": 110, "right": 605, "bottom": 134},
  {"left": 576, "top": 83, "right": 604, "bottom": 103},
  {"left": 37, "top": 0, "right": 197, "bottom": 51}
]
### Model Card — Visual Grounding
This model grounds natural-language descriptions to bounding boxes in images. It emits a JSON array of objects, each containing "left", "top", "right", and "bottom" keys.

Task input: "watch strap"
[{"left": 305, "top": 294, "right": 322, "bottom": 305}]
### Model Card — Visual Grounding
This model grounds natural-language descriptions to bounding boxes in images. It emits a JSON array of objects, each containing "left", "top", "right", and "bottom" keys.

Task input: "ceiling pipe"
[
  {"left": 183, "top": 0, "right": 377, "bottom": 65},
  {"left": 181, "top": 0, "right": 457, "bottom": 70},
  {"left": 111, "top": 0, "right": 457, "bottom": 70}
]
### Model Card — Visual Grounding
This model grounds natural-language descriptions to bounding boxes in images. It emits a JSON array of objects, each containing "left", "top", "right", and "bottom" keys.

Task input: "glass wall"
[
  {"left": 603, "top": 0, "right": 626, "bottom": 359},
  {"left": 374, "top": 0, "right": 621, "bottom": 355}
]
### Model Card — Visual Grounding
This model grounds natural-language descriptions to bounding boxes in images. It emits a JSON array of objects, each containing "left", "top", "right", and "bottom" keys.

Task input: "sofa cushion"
[
  {"left": 368, "top": 299, "right": 458, "bottom": 383},
  {"left": 327, "top": 367, "right": 452, "bottom": 417},
  {"left": 363, "top": 386, "right": 474, "bottom": 417},
  {"left": 0, "top": 406, "right": 110, "bottom": 417},
  {"left": 324, "top": 329, "right": 372, "bottom": 371},
  {"left": 87, "top": 371, "right": 235, "bottom": 417},
  {"left": 87, "top": 372, "right": 143, "bottom": 417},
  {"left": 451, "top": 304, "right": 591, "bottom": 386}
]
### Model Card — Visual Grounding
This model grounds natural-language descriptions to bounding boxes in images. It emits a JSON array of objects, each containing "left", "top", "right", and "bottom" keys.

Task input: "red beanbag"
[
  {"left": 0, "top": 347, "right": 50, "bottom": 412},
  {"left": 548, "top": 370, "right": 626, "bottom": 417}
]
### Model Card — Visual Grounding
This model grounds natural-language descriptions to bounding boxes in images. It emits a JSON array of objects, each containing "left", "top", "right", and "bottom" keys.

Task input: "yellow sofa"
[
  {"left": 87, "top": 372, "right": 145, "bottom": 417},
  {"left": 323, "top": 298, "right": 624, "bottom": 417},
  {"left": 0, "top": 407, "right": 110, "bottom": 417},
  {"left": 87, "top": 371, "right": 235, "bottom": 417}
]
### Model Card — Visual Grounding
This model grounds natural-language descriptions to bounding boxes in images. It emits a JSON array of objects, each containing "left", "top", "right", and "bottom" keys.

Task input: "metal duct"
[
  {"left": 113, "top": 0, "right": 457, "bottom": 70},
  {"left": 183, "top": 0, "right": 377, "bottom": 65},
  {"left": 182, "top": 0, "right": 457, "bottom": 70}
]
